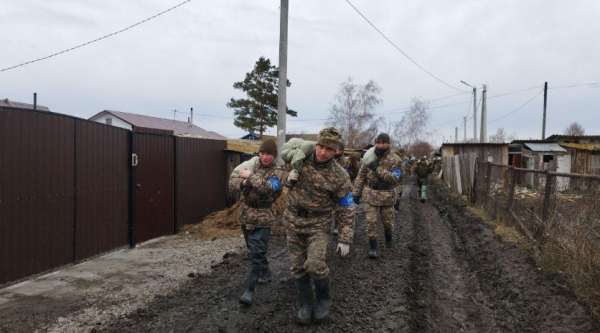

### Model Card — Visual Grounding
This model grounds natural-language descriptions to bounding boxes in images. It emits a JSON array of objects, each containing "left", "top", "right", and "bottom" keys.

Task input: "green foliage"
[{"left": 227, "top": 56, "right": 297, "bottom": 137}]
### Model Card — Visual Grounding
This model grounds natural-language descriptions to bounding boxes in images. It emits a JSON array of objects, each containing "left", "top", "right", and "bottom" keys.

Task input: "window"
[
  {"left": 543, "top": 155, "right": 554, "bottom": 163},
  {"left": 106, "top": 118, "right": 112, "bottom": 125}
]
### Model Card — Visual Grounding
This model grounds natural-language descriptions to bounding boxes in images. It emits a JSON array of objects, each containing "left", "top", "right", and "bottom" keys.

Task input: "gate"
[{"left": 132, "top": 133, "right": 175, "bottom": 244}]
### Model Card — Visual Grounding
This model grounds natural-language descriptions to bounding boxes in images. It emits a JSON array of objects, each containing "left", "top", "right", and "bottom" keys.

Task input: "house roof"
[
  {"left": 560, "top": 143, "right": 600, "bottom": 151},
  {"left": 510, "top": 139, "right": 555, "bottom": 144},
  {"left": 0, "top": 98, "right": 51, "bottom": 111},
  {"left": 546, "top": 134, "right": 600, "bottom": 140},
  {"left": 89, "top": 110, "right": 225, "bottom": 139},
  {"left": 524, "top": 143, "right": 566, "bottom": 152},
  {"left": 441, "top": 142, "right": 507, "bottom": 146}
]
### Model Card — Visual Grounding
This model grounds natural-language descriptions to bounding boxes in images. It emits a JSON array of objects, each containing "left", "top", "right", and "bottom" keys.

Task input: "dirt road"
[
  {"left": 100, "top": 181, "right": 597, "bottom": 332},
  {"left": 2, "top": 180, "right": 598, "bottom": 332}
]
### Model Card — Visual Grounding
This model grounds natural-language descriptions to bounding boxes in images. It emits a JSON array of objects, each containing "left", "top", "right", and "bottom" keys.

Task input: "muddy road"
[{"left": 97, "top": 181, "right": 597, "bottom": 333}]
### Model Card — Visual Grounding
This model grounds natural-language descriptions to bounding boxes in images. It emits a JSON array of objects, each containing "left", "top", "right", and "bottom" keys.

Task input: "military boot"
[
  {"left": 313, "top": 276, "right": 332, "bottom": 323},
  {"left": 239, "top": 271, "right": 260, "bottom": 306},
  {"left": 368, "top": 239, "right": 378, "bottom": 259},
  {"left": 294, "top": 276, "right": 313, "bottom": 325},
  {"left": 385, "top": 233, "right": 393, "bottom": 248},
  {"left": 258, "top": 267, "right": 271, "bottom": 284}
]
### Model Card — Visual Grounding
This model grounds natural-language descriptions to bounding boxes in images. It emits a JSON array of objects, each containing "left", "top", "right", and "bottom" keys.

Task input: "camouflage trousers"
[
  {"left": 286, "top": 230, "right": 330, "bottom": 280},
  {"left": 365, "top": 203, "right": 395, "bottom": 239}
]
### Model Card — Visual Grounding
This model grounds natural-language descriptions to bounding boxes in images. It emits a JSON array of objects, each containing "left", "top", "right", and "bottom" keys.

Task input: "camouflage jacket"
[
  {"left": 284, "top": 153, "right": 355, "bottom": 244},
  {"left": 335, "top": 155, "right": 360, "bottom": 181},
  {"left": 229, "top": 159, "right": 287, "bottom": 230},
  {"left": 412, "top": 162, "right": 433, "bottom": 181},
  {"left": 353, "top": 149, "right": 402, "bottom": 206}
]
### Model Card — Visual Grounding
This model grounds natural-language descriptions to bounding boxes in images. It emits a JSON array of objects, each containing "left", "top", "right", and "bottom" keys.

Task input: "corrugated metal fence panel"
[
  {"left": 75, "top": 120, "right": 130, "bottom": 261},
  {"left": 134, "top": 133, "right": 175, "bottom": 243},
  {"left": 176, "top": 137, "right": 227, "bottom": 227},
  {"left": 0, "top": 109, "right": 75, "bottom": 285}
]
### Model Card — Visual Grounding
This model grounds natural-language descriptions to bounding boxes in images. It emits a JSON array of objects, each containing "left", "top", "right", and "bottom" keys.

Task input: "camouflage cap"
[{"left": 317, "top": 127, "right": 342, "bottom": 151}]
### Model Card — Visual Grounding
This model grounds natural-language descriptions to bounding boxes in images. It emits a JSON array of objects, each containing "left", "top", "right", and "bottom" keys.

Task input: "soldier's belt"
[
  {"left": 288, "top": 208, "right": 330, "bottom": 218},
  {"left": 244, "top": 199, "right": 273, "bottom": 209},
  {"left": 369, "top": 183, "right": 395, "bottom": 190}
]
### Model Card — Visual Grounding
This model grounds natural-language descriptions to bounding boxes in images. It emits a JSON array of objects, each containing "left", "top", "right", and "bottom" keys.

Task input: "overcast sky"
[{"left": 2, "top": 0, "right": 599, "bottom": 146}]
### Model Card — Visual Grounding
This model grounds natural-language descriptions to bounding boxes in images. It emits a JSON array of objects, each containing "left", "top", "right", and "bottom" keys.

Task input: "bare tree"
[
  {"left": 563, "top": 122, "right": 585, "bottom": 136},
  {"left": 489, "top": 127, "right": 506, "bottom": 143},
  {"left": 392, "top": 98, "right": 432, "bottom": 153},
  {"left": 411, "top": 140, "right": 434, "bottom": 158},
  {"left": 326, "top": 77, "right": 384, "bottom": 149}
]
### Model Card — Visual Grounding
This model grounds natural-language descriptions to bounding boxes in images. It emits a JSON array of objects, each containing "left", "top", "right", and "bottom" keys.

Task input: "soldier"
[
  {"left": 229, "top": 138, "right": 287, "bottom": 306},
  {"left": 353, "top": 133, "right": 402, "bottom": 259},
  {"left": 347, "top": 153, "right": 361, "bottom": 183},
  {"left": 393, "top": 148, "right": 409, "bottom": 213},
  {"left": 412, "top": 156, "right": 433, "bottom": 203},
  {"left": 284, "top": 127, "right": 355, "bottom": 325}
]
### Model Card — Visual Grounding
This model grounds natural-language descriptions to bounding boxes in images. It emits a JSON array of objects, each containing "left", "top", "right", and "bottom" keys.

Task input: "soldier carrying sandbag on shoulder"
[{"left": 228, "top": 138, "right": 287, "bottom": 307}]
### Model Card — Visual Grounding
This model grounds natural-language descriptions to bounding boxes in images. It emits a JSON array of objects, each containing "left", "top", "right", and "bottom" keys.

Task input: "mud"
[
  {"left": 2, "top": 179, "right": 598, "bottom": 332},
  {"left": 100, "top": 181, "right": 598, "bottom": 332}
]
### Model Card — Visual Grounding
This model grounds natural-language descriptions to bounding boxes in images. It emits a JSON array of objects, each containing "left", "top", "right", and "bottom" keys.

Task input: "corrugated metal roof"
[
  {"left": 524, "top": 142, "right": 566, "bottom": 152},
  {"left": 89, "top": 110, "right": 225, "bottom": 139},
  {"left": 560, "top": 143, "right": 600, "bottom": 151},
  {"left": 441, "top": 142, "right": 507, "bottom": 146}
]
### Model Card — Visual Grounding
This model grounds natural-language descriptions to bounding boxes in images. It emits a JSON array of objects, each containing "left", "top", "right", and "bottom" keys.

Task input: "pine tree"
[{"left": 227, "top": 57, "right": 297, "bottom": 137}]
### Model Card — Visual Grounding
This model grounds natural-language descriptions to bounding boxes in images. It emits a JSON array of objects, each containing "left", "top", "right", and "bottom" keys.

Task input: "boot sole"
[
  {"left": 314, "top": 314, "right": 330, "bottom": 324},
  {"left": 239, "top": 297, "right": 253, "bottom": 306}
]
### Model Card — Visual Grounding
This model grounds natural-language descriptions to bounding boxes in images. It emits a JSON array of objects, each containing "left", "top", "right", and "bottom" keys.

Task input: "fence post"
[
  {"left": 541, "top": 171, "right": 553, "bottom": 223},
  {"left": 484, "top": 162, "right": 492, "bottom": 204},
  {"left": 507, "top": 166, "right": 517, "bottom": 211},
  {"left": 471, "top": 157, "right": 479, "bottom": 203}
]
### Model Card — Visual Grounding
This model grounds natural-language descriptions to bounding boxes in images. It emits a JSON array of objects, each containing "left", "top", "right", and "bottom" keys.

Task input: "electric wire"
[
  {"left": 488, "top": 89, "right": 544, "bottom": 123},
  {"left": 1, "top": 0, "right": 192, "bottom": 72},
  {"left": 344, "top": 0, "right": 467, "bottom": 93}
]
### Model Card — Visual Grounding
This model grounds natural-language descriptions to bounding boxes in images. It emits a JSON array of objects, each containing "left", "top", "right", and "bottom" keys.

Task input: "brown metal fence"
[
  {"left": 0, "top": 108, "right": 227, "bottom": 285},
  {"left": 175, "top": 137, "right": 227, "bottom": 230}
]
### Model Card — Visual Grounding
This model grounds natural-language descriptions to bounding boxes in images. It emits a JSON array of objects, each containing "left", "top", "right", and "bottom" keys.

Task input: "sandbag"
[
  {"left": 361, "top": 146, "right": 377, "bottom": 167},
  {"left": 230, "top": 156, "right": 259, "bottom": 179},
  {"left": 281, "top": 138, "right": 315, "bottom": 171}
]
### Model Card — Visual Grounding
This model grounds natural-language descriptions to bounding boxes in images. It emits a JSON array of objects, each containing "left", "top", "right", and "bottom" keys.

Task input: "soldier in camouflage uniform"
[
  {"left": 353, "top": 133, "right": 402, "bottom": 258},
  {"left": 332, "top": 142, "right": 349, "bottom": 235},
  {"left": 229, "top": 138, "right": 287, "bottom": 306},
  {"left": 347, "top": 153, "right": 361, "bottom": 183},
  {"left": 393, "top": 148, "right": 409, "bottom": 213},
  {"left": 412, "top": 156, "right": 433, "bottom": 203},
  {"left": 284, "top": 127, "right": 355, "bottom": 325}
]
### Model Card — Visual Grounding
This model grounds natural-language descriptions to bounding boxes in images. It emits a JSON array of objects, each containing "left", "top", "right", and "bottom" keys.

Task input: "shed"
[
  {"left": 441, "top": 142, "right": 508, "bottom": 165},
  {"left": 559, "top": 143, "right": 600, "bottom": 176}
]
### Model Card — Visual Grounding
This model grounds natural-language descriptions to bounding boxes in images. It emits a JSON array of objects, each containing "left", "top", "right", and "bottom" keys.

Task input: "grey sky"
[{"left": 2, "top": 0, "right": 599, "bottom": 146}]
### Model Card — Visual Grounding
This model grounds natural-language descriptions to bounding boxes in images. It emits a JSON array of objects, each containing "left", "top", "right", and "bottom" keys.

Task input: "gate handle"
[{"left": 132, "top": 154, "right": 138, "bottom": 166}]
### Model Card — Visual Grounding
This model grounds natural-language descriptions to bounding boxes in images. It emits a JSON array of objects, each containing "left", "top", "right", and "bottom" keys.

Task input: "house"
[
  {"left": 545, "top": 134, "right": 600, "bottom": 145},
  {"left": 89, "top": 110, "right": 225, "bottom": 139},
  {"left": 0, "top": 98, "right": 51, "bottom": 112}
]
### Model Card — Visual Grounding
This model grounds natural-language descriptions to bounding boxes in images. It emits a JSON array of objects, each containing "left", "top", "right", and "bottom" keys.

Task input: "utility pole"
[
  {"left": 276, "top": 0, "right": 289, "bottom": 164},
  {"left": 542, "top": 81, "right": 548, "bottom": 139},
  {"left": 460, "top": 81, "right": 477, "bottom": 142},
  {"left": 455, "top": 127, "right": 458, "bottom": 143},
  {"left": 480, "top": 84, "right": 487, "bottom": 143},
  {"left": 463, "top": 116, "right": 467, "bottom": 142},
  {"left": 190, "top": 107, "right": 193, "bottom": 125}
]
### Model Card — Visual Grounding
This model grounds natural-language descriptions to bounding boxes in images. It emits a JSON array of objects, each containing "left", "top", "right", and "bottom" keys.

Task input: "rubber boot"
[
  {"left": 295, "top": 276, "right": 313, "bottom": 325},
  {"left": 385, "top": 233, "right": 393, "bottom": 248},
  {"left": 258, "top": 269, "right": 271, "bottom": 284},
  {"left": 368, "top": 239, "right": 378, "bottom": 259},
  {"left": 393, "top": 200, "right": 400, "bottom": 214},
  {"left": 313, "top": 276, "right": 331, "bottom": 323},
  {"left": 239, "top": 272, "right": 260, "bottom": 306}
]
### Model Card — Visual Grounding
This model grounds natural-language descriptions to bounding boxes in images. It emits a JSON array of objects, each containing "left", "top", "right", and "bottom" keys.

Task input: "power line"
[
  {"left": 488, "top": 89, "right": 544, "bottom": 123},
  {"left": 344, "top": 0, "right": 467, "bottom": 93},
  {"left": 1, "top": 0, "right": 192, "bottom": 72},
  {"left": 487, "top": 85, "right": 543, "bottom": 99},
  {"left": 548, "top": 82, "right": 598, "bottom": 89}
]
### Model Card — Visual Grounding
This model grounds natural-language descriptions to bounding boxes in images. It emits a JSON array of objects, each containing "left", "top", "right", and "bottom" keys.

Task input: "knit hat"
[
  {"left": 259, "top": 138, "right": 278, "bottom": 157},
  {"left": 317, "top": 127, "right": 342, "bottom": 151},
  {"left": 376, "top": 133, "right": 390, "bottom": 144}
]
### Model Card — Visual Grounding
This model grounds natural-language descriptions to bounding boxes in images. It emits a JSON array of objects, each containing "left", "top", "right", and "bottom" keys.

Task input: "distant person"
[
  {"left": 353, "top": 133, "right": 402, "bottom": 258},
  {"left": 284, "top": 127, "right": 355, "bottom": 325},
  {"left": 393, "top": 148, "right": 409, "bottom": 213},
  {"left": 412, "top": 156, "right": 433, "bottom": 203},
  {"left": 228, "top": 138, "right": 287, "bottom": 306},
  {"left": 347, "top": 153, "right": 361, "bottom": 183}
]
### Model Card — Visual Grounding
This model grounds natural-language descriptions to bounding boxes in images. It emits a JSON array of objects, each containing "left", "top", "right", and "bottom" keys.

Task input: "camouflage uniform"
[
  {"left": 285, "top": 152, "right": 354, "bottom": 280},
  {"left": 347, "top": 153, "right": 361, "bottom": 183},
  {"left": 393, "top": 153, "right": 409, "bottom": 210},
  {"left": 412, "top": 159, "right": 433, "bottom": 201},
  {"left": 353, "top": 149, "right": 402, "bottom": 240},
  {"left": 229, "top": 156, "right": 287, "bottom": 292}
]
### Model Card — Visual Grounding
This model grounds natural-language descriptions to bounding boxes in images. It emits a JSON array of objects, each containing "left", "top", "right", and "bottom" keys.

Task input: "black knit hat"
[
  {"left": 375, "top": 133, "right": 390, "bottom": 144},
  {"left": 259, "top": 138, "right": 278, "bottom": 157}
]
